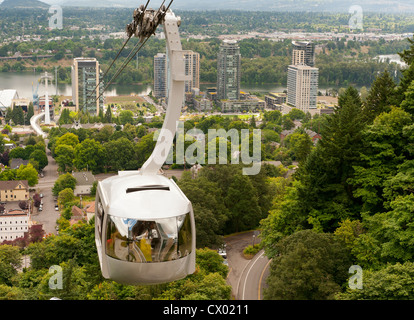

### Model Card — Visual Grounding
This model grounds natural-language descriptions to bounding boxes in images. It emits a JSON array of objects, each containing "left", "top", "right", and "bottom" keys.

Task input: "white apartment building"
[
  {"left": 287, "top": 64, "right": 319, "bottom": 113},
  {"left": 184, "top": 51, "right": 200, "bottom": 94},
  {"left": 0, "top": 211, "right": 30, "bottom": 242}
]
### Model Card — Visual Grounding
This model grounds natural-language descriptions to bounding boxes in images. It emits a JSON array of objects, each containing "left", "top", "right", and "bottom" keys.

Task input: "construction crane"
[{"left": 95, "top": 2, "right": 195, "bottom": 285}]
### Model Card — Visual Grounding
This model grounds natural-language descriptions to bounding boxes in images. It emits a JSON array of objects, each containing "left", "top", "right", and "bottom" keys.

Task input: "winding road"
[{"left": 225, "top": 231, "right": 272, "bottom": 300}]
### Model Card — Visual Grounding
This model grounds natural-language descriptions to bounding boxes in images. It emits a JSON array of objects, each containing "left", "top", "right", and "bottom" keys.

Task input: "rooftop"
[
  {"left": 0, "top": 89, "right": 18, "bottom": 109},
  {"left": 72, "top": 171, "right": 95, "bottom": 186},
  {"left": 0, "top": 180, "right": 29, "bottom": 190}
]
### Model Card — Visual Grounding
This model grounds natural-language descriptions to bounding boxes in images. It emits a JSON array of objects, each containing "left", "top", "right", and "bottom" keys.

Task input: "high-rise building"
[
  {"left": 71, "top": 58, "right": 103, "bottom": 115},
  {"left": 292, "top": 41, "right": 315, "bottom": 67},
  {"left": 154, "top": 53, "right": 167, "bottom": 99},
  {"left": 287, "top": 64, "right": 319, "bottom": 113},
  {"left": 217, "top": 40, "right": 241, "bottom": 100},
  {"left": 183, "top": 51, "right": 200, "bottom": 93}
]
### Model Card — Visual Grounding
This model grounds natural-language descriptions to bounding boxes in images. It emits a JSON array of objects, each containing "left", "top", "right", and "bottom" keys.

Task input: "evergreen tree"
[
  {"left": 398, "top": 33, "right": 414, "bottom": 66},
  {"left": 394, "top": 34, "right": 414, "bottom": 107},
  {"left": 401, "top": 80, "right": 414, "bottom": 115},
  {"left": 27, "top": 102, "right": 34, "bottom": 121},
  {"left": 105, "top": 105, "right": 112, "bottom": 123},
  {"left": 294, "top": 87, "right": 367, "bottom": 231},
  {"left": 362, "top": 70, "right": 396, "bottom": 123}
]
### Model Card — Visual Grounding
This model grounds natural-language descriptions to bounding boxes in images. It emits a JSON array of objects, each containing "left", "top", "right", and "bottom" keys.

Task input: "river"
[
  {"left": 0, "top": 72, "right": 153, "bottom": 100},
  {"left": 0, "top": 72, "right": 340, "bottom": 100}
]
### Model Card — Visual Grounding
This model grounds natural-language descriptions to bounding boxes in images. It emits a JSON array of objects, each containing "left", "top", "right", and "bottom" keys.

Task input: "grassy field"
[{"left": 105, "top": 95, "right": 145, "bottom": 106}]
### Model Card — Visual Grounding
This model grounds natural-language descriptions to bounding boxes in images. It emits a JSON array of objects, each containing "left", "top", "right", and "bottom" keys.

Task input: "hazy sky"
[{"left": 2, "top": 0, "right": 414, "bottom": 12}]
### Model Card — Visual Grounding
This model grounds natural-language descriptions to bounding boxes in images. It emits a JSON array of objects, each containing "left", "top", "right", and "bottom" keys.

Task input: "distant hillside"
[
  {"left": 0, "top": 0, "right": 49, "bottom": 8},
  {"left": 49, "top": 0, "right": 414, "bottom": 12}
]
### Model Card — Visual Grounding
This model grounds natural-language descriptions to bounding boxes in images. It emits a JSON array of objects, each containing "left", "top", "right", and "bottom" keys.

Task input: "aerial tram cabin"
[{"left": 95, "top": 7, "right": 196, "bottom": 285}]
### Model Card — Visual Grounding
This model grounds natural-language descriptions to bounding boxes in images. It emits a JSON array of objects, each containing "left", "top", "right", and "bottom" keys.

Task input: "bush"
[{"left": 243, "top": 244, "right": 261, "bottom": 259}]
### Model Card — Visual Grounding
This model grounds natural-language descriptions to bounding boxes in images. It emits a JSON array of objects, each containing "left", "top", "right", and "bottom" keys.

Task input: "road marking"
[
  {"left": 258, "top": 258, "right": 272, "bottom": 300},
  {"left": 242, "top": 250, "right": 265, "bottom": 300}
]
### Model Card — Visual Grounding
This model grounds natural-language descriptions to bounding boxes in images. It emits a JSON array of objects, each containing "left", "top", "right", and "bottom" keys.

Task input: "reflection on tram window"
[
  {"left": 106, "top": 213, "right": 192, "bottom": 263},
  {"left": 96, "top": 199, "right": 104, "bottom": 242}
]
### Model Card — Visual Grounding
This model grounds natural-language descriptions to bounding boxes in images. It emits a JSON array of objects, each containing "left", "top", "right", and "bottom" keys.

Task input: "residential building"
[
  {"left": 9, "top": 158, "right": 29, "bottom": 170},
  {"left": 71, "top": 57, "right": 104, "bottom": 115},
  {"left": 72, "top": 171, "right": 95, "bottom": 196},
  {"left": 154, "top": 53, "right": 167, "bottom": 99},
  {"left": 0, "top": 210, "right": 30, "bottom": 242},
  {"left": 217, "top": 40, "right": 241, "bottom": 100},
  {"left": 183, "top": 51, "right": 200, "bottom": 93},
  {"left": 194, "top": 98, "right": 213, "bottom": 111},
  {"left": 0, "top": 180, "right": 29, "bottom": 202},
  {"left": 287, "top": 64, "right": 319, "bottom": 113},
  {"left": 11, "top": 98, "right": 30, "bottom": 113},
  {"left": 265, "top": 93, "right": 287, "bottom": 110},
  {"left": 292, "top": 41, "right": 315, "bottom": 67},
  {"left": 220, "top": 97, "right": 265, "bottom": 112}
]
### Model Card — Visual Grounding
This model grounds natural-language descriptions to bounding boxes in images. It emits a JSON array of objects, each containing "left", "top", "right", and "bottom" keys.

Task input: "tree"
[
  {"left": 264, "top": 230, "right": 352, "bottom": 300},
  {"left": 16, "top": 163, "right": 38, "bottom": 186},
  {"left": 54, "top": 144, "right": 75, "bottom": 172},
  {"left": 195, "top": 248, "right": 229, "bottom": 279},
  {"left": 362, "top": 70, "right": 396, "bottom": 123},
  {"left": 361, "top": 194, "right": 414, "bottom": 264},
  {"left": 178, "top": 172, "right": 228, "bottom": 248},
  {"left": 11, "top": 106, "right": 24, "bottom": 125},
  {"left": 103, "top": 137, "right": 137, "bottom": 171},
  {"left": 18, "top": 200, "right": 28, "bottom": 210},
  {"left": 284, "top": 131, "right": 312, "bottom": 163},
  {"left": 55, "top": 132, "right": 79, "bottom": 149},
  {"left": 399, "top": 33, "right": 414, "bottom": 66},
  {"left": 29, "top": 149, "right": 48, "bottom": 171},
  {"left": 0, "top": 135, "right": 5, "bottom": 154},
  {"left": 134, "top": 133, "right": 156, "bottom": 168},
  {"left": 27, "top": 102, "right": 34, "bottom": 121},
  {"left": 52, "top": 172, "right": 77, "bottom": 196},
  {"left": 350, "top": 107, "right": 412, "bottom": 215},
  {"left": 58, "top": 188, "right": 75, "bottom": 209},
  {"left": 33, "top": 193, "right": 41, "bottom": 208},
  {"left": 401, "top": 80, "right": 414, "bottom": 116},
  {"left": 0, "top": 245, "right": 21, "bottom": 286},
  {"left": 73, "top": 138, "right": 105, "bottom": 174},
  {"left": 337, "top": 262, "right": 414, "bottom": 300},
  {"left": 119, "top": 110, "right": 134, "bottom": 125},
  {"left": 9, "top": 147, "right": 28, "bottom": 160},
  {"left": 293, "top": 86, "right": 367, "bottom": 232},
  {"left": 224, "top": 174, "right": 261, "bottom": 233},
  {"left": 105, "top": 105, "right": 112, "bottom": 123},
  {"left": 59, "top": 108, "right": 72, "bottom": 125}
]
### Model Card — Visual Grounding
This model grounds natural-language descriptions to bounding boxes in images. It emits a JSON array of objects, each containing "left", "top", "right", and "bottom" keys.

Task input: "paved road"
[
  {"left": 225, "top": 231, "right": 271, "bottom": 300},
  {"left": 31, "top": 140, "right": 59, "bottom": 235},
  {"left": 238, "top": 250, "right": 271, "bottom": 300}
]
